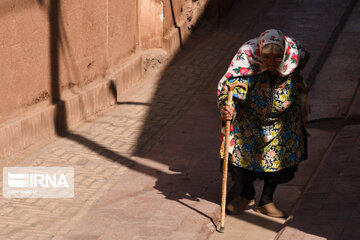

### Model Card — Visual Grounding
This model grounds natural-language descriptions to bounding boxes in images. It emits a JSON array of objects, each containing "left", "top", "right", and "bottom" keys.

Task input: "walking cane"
[{"left": 219, "top": 82, "right": 247, "bottom": 233}]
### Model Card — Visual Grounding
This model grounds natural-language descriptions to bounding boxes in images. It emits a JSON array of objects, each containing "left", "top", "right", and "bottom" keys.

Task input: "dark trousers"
[{"left": 226, "top": 165, "right": 298, "bottom": 205}]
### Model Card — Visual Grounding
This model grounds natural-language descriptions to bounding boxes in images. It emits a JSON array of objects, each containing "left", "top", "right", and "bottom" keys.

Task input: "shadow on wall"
[
  {"left": 169, "top": 0, "right": 183, "bottom": 48},
  {"left": 44, "top": 0, "right": 222, "bottom": 229},
  {"left": 46, "top": 0, "right": 221, "bottom": 201},
  {"left": 167, "top": 0, "right": 236, "bottom": 49}
]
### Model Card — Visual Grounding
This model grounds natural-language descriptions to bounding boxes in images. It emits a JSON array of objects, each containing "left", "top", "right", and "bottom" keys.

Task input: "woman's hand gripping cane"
[{"left": 219, "top": 82, "right": 247, "bottom": 233}]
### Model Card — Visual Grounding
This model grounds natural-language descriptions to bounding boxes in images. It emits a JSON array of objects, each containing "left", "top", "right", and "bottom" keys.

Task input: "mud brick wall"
[{"left": 0, "top": 0, "right": 233, "bottom": 159}]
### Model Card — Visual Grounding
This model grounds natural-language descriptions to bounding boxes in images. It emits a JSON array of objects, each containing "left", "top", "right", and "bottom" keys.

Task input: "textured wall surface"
[
  {"left": 0, "top": 0, "right": 234, "bottom": 158},
  {"left": 0, "top": 1, "right": 50, "bottom": 117},
  {"left": 0, "top": 0, "right": 220, "bottom": 120}
]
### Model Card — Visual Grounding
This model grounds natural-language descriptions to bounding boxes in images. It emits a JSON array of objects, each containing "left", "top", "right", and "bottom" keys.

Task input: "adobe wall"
[{"left": 0, "top": 0, "right": 233, "bottom": 159}]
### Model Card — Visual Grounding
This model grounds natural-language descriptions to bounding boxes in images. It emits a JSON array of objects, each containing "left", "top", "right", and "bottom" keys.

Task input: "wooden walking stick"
[{"left": 219, "top": 82, "right": 247, "bottom": 233}]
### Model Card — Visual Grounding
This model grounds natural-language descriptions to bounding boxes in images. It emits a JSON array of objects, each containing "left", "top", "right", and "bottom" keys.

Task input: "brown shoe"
[
  {"left": 227, "top": 196, "right": 255, "bottom": 215},
  {"left": 256, "top": 202, "right": 287, "bottom": 218}
]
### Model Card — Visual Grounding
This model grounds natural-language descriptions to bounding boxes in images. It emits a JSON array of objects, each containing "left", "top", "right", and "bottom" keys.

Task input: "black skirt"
[{"left": 229, "top": 164, "right": 298, "bottom": 184}]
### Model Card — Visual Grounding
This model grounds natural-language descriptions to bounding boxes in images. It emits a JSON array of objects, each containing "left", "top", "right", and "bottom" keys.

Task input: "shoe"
[
  {"left": 226, "top": 196, "right": 255, "bottom": 215},
  {"left": 255, "top": 202, "right": 287, "bottom": 218}
]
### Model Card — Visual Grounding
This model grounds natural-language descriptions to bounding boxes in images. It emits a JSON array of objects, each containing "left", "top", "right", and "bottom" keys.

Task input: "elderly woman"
[{"left": 217, "top": 29, "right": 310, "bottom": 218}]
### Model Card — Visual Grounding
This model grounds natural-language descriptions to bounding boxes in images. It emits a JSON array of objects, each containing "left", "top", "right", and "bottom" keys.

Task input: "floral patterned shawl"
[{"left": 217, "top": 29, "right": 308, "bottom": 91}]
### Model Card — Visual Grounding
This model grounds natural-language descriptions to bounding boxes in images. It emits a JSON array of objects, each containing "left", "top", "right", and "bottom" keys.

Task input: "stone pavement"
[
  {"left": 275, "top": 1, "right": 360, "bottom": 239},
  {"left": 0, "top": 0, "right": 359, "bottom": 240},
  {"left": 276, "top": 124, "right": 360, "bottom": 240}
]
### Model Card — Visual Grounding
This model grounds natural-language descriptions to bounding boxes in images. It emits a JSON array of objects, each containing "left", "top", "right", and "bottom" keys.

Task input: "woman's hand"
[{"left": 220, "top": 105, "right": 235, "bottom": 122}]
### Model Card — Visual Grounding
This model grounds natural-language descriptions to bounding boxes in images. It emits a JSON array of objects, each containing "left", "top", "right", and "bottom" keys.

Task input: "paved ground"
[
  {"left": 276, "top": 124, "right": 360, "bottom": 240},
  {"left": 0, "top": 0, "right": 359, "bottom": 239},
  {"left": 275, "top": 2, "right": 360, "bottom": 238}
]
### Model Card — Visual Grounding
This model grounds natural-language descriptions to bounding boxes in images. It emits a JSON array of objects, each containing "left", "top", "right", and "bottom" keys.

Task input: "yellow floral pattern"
[{"left": 218, "top": 71, "right": 307, "bottom": 172}]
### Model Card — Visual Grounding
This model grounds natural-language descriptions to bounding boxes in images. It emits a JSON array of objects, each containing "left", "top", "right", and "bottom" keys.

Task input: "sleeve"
[
  {"left": 217, "top": 77, "right": 249, "bottom": 119},
  {"left": 217, "top": 77, "right": 248, "bottom": 158}
]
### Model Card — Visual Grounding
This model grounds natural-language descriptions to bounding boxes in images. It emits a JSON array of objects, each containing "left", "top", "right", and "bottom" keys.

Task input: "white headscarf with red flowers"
[{"left": 217, "top": 29, "right": 307, "bottom": 91}]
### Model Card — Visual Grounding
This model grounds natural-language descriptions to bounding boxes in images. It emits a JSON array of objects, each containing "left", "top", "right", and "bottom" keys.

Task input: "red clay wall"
[
  {"left": 0, "top": 0, "right": 211, "bottom": 120},
  {"left": 0, "top": 1, "right": 51, "bottom": 120},
  {"left": 0, "top": 0, "right": 233, "bottom": 158},
  {"left": 108, "top": 0, "right": 137, "bottom": 64},
  {"left": 0, "top": 0, "right": 137, "bottom": 121}
]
